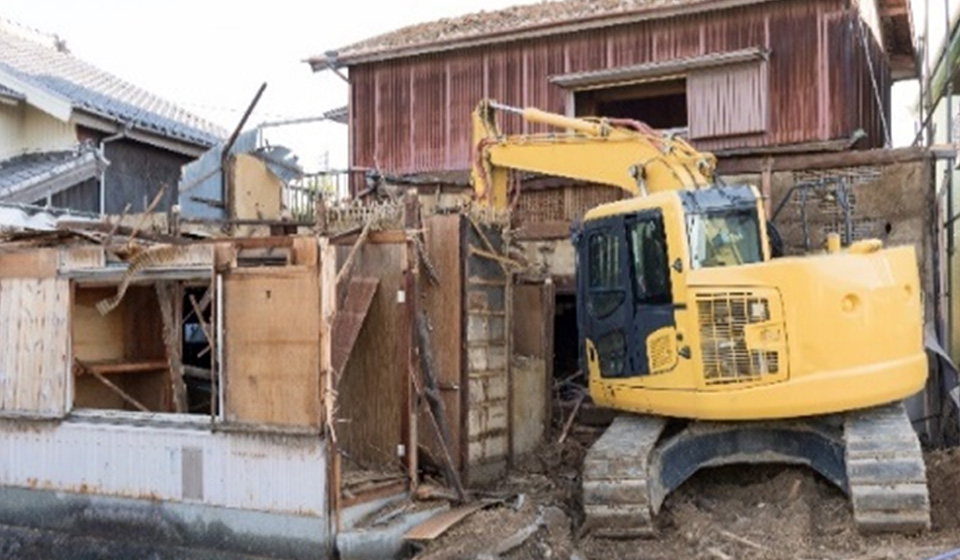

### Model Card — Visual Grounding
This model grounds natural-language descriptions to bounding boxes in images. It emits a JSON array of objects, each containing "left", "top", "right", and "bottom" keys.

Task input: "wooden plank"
[
  {"left": 0, "top": 280, "right": 14, "bottom": 410},
  {"left": 331, "top": 277, "right": 380, "bottom": 374},
  {"left": 319, "top": 238, "right": 339, "bottom": 529},
  {"left": 420, "top": 215, "right": 464, "bottom": 471},
  {"left": 223, "top": 267, "right": 321, "bottom": 427},
  {"left": 76, "top": 360, "right": 169, "bottom": 376},
  {"left": 331, "top": 230, "right": 407, "bottom": 246},
  {"left": 716, "top": 146, "right": 930, "bottom": 175},
  {"left": 514, "top": 220, "right": 571, "bottom": 240},
  {"left": 291, "top": 236, "right": 318, "bottom": 266},
  {"left": 58, "top": 246, "right": 106, "bottom": 272},
  {"left": 403, "top": 502, "right": 491, "bottom": 541},
  {"left": 0, "top": 250, "right": 58, "bottom": 278}
]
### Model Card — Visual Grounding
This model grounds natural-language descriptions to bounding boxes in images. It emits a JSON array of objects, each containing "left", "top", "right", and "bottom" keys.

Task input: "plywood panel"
[
  {"left": 336, "top": 243, "right": 407, "bottom": 467},
  {"left": 0, "top": 277, "right": 69, "bottom": 416},
  {"left": 232, "top": 154, "right": 282, "bottom": 237},
  {"left": 224, "top": 268, "right": 321, "bottom": 427},
  {"left": 0, "top": 249, "right": 58, "bottom": 278},
  {"left": 420, "top": 215, "right": 464, "bottom": 471}
]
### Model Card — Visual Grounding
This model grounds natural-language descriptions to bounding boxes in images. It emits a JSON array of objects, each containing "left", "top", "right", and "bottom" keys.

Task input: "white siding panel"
[
  {"left": 688, "top": 61, "right": 768, "bottom": 139},
  {"left": 0, "top": 278, "right": 69, "bottom": 416},
  {"left": 0, "top": 104, "right": 77, "bottom": 161},
  {"left": 0, "top": 418, "right": 327, "bottom": 515}
]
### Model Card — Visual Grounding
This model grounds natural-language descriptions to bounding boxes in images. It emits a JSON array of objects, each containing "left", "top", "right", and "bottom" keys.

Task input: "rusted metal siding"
[
  {"left": 0, "top": 415, "right": 327, "bottom": 515},
  {"left": 348, "top": 0, "right": 890, "bottom": 177},
  {"left": 689, "top": 61, "right": 768, "bottom": 138}
]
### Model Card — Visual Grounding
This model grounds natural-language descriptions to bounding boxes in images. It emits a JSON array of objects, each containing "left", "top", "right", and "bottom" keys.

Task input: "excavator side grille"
[{"left": 696, "top": 292, "right": 780, "bottom": 385}]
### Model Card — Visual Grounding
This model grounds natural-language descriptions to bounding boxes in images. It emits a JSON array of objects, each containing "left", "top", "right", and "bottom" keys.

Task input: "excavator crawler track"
[
  {"left": 581, "top": 414, "right": 666, "bottom": 538},
  {"left": 844, "top": 402, "right": 931, "bottom": 533}
]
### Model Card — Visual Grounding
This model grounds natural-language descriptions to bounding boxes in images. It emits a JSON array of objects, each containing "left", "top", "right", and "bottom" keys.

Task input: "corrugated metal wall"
[
  {"left": 0, "top": 417, "right": 327, "bottom": 515},
  {"left": 349, "top": 0, "right": 891, "bottom": 176}
]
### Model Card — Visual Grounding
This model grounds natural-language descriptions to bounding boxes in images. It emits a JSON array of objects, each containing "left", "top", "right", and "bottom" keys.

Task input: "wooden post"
[
  {"left": 156, "top": 281, "right": 187, "bottom": 413},
  {"left": 319, "top": 237, "right": 340, "bottom": 532}
]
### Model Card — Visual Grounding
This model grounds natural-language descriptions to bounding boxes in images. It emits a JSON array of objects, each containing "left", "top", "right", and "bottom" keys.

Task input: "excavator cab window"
[
  {"left": 586, "top": 229, "right": 626, "bottom": 318},
  {"left": 688, "top": 209, "right": 763, "bottom": 269},
  {"left": 628, "top": 212, "right": 672, "bottom": 305}
]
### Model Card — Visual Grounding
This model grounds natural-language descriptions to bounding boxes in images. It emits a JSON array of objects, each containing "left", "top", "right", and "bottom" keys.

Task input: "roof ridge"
[{"left": 0, "top": 16, "right": 68, "bottom": 53}]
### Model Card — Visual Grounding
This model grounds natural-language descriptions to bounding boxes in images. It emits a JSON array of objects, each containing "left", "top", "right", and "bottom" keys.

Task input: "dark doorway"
[{"left": 575, "top": 78, "right": 688, "bottom": 130}]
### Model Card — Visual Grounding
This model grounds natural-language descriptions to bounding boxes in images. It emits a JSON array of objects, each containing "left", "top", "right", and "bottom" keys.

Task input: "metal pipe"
[
  {"left": 945, "top": 0, "right": 954, "bottom": 357},
  {"left": 98, "top": 128, "right": 127, "bottom": 215},
  {"left": 216, "top": 273, "right": 225, "bottom": 422}
]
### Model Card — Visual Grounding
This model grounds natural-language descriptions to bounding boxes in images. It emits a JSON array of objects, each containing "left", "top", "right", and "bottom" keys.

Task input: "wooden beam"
[
  {"left": 75, "top": 359, "right": 169, "bottom": 376},
  {"left": 331, "top": 229, "right": 408, "bottom": 246},
  {"left": 716, "top": 147, "right": 930, "bottom": 175},
  {"left": 514, "top": 220, "right": 571, "bottom": 241},
  {"left": 85, "top": 368, "right": 151, "bottom": 412},
  {"left": 156, "top": 282, "right": 188, "bottom": 413}
]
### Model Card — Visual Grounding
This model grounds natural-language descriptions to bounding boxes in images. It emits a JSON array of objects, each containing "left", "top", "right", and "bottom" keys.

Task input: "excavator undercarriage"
[{"left": 582, "top": 402, "right": 931, "bottom": 537}]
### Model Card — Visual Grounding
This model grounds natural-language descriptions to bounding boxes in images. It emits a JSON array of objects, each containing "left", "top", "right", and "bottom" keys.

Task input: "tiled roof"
[
  {"left": 0, "top": 82, "right": 23, "bottom": 100},
  {"left": 0, "top": 19, "right": 226, "bottom": 147},
  {"left": 0, "top": 148, "right": 106, "bottom": 203},
  {"left": 317, "top": 0, "right": 737, "bottom": 64}
]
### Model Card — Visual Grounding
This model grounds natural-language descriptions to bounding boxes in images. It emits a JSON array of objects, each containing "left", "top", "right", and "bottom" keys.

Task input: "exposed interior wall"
[
  {"left": 511, "top": 283, "right": 554, "bottom": 458},
  {"left": 73, "top": 285, "right": 170, "bottom": 412},
  {"left": 231, "top": 153, "right": 283, "bottom": 237}
]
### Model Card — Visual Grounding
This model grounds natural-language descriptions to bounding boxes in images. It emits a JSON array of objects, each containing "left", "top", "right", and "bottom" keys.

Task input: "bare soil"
[{"left": 414, "top": 439, "right": 960, "bottom": 560}]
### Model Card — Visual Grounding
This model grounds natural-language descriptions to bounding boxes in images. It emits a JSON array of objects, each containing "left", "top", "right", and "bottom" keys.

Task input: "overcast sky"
[{"left": 2, "top": 0, "right": 938, "bottom": 171}]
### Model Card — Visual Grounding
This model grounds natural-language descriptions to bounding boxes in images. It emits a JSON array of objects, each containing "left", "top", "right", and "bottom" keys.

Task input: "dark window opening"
[
  {"left": 576, "top": 78, "right": 688, "bottom": 130},
  {"left": 554, "top": 295, "right": 581, "bottom": 399},
  {"left": 182, "top": 286, "right": 216, "bottom": 415}
]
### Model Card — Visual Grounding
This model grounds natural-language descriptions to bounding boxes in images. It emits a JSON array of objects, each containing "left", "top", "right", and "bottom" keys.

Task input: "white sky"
[{"left": 2, "top": 0, "right": 945, "bottom": 170}]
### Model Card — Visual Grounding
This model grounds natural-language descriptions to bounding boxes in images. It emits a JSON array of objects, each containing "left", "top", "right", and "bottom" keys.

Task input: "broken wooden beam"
[
  {"left": 331, "top": 276, "right": 380, "bottom": 376},
  {"left": 156, "top": 281, "right": 188, "bottom": 413},
  {"left": 415, "top": 308, "right": 466, "bottom": 502}
]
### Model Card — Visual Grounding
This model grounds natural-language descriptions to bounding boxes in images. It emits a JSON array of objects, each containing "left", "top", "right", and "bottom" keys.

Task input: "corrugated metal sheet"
[
  {"left": 0, "top": 416, "right": 326, "bottom": 515},
  {"left": 0, "top": 277, "right": 69, "bottom": 417},
  {"left": 689, "top": 61, "right": 767, "bottom": 138},
  {"left": 349, "top": 0, "right": 891, "bottom": 177},
  {"left": 178, "top": 129, "right": 260, "bottom": 220}
]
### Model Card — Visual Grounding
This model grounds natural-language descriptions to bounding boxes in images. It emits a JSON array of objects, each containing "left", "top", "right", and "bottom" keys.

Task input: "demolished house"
[{"left": 0, "top": 0, "right": 958, "bottom": 558}]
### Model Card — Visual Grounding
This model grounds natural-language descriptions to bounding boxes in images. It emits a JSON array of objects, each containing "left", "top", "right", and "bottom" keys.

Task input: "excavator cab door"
[{"left": 577, "top": 209, "right": 676, "bottom": 379}]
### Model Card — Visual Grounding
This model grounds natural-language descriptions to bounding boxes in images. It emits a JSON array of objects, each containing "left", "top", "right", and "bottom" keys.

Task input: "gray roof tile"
[
  {"left": 0, "top": 149, "right": 103, "bottom": 201},
  {"left": 0, "top": 20, "right": 226, "bottom": 147}
]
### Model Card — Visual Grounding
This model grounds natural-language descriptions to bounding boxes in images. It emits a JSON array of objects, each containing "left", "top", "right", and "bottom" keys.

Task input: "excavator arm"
[{"left": 470, "top": 99, "right": 718, "bottom": 209}]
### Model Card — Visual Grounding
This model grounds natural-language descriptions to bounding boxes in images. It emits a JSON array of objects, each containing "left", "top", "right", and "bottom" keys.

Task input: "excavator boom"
[{"left": 471, "top": 99, "right": 716, "bottom": 209}]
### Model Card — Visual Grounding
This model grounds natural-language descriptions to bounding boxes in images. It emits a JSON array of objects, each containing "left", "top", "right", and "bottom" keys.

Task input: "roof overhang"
[
  {"left": 550, "top": 47, "right": 768, "bottom": 89},
  {"left": 0, "top": 66, "right": 72, "bottom": 122},
  {"left": 72, "top": 111, "right": 209, "bottom": 158},
  {"left": 310, "top": 0, "right": 779, "bottom": 69},
  {"left": 1, "top": 150, "right": 107, "bottom": 205}
]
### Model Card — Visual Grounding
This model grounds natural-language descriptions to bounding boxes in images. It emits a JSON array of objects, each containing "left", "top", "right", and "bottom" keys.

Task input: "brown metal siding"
[{"left": 348, "top": 0, "right": 889, "bottom": 175}]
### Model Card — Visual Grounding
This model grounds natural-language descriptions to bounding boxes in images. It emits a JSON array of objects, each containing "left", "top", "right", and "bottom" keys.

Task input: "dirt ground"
[{"left": 414, "top": 433, "right": 960, "bottom": 560}]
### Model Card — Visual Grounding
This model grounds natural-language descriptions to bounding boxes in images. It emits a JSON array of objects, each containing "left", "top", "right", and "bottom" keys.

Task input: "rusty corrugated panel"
[
  {"left": 350, "top": 0, "right": 888, "bottom": 175},
  {"left": 411, "top": 55, "right": 447, "bottom": 172},
  {"left": 448, "top": 49, "right": 486, "bottom": 167},
  {"left": 0, "top": 415, "right": 327, "bottom": 514}
]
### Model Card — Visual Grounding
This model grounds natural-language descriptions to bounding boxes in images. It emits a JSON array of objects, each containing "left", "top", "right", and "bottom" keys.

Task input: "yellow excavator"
[{"left": 471, "top": 99, "right": 929, "bottom": 535}]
